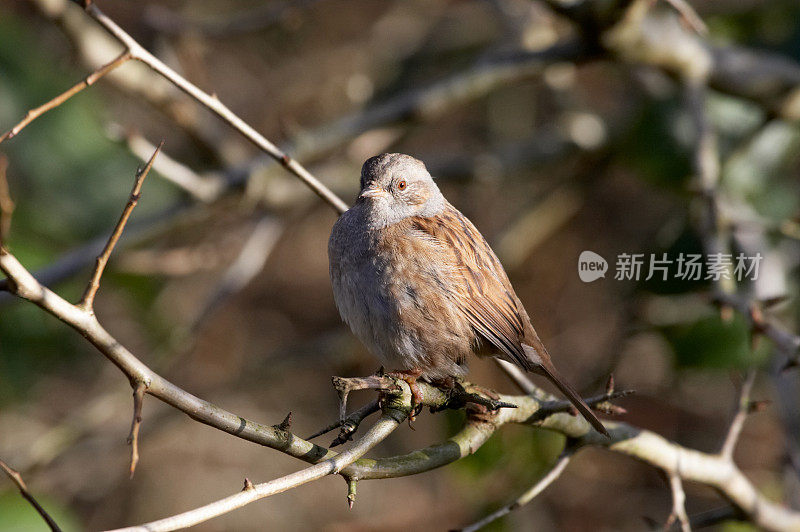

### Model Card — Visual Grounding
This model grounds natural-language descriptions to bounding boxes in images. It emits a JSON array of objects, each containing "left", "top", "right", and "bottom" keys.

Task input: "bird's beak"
[{"left": 359, "top": 186, "right": 388, "bottom": 200}]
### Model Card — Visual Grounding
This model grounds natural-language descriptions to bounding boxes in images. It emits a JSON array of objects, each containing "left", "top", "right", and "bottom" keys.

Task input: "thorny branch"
[
  {"left": 109, "top": 407, "right": 408, "bottom": 532},
  {"left": 0, "top": 1, "right": 798, "bottom": 530},
  {"left": 127, "top": 382, "right": 146, "bottom": 479},
  {"left": 665, "top": 471, "right": 691, "bottom": 532},
  {"left": 0, "top": 459, "right": 62, "bottom": 532},
  {"left": 1, "top": 1, "right": 347, "bottom": 213},
  {"left": 80, "top": 2, "right": 348, "bottom": 214},
  {"left": 2, "top": 230, "right": 798, "bottom": 529},
  {"left": 0, "top": 50, "right": 132, "bottom": 144},
  {"left": 720, "top": 371, "right": 757, "bottom": 461},
  {"left": 80, "top": 141, "right": 162, "bottom": 310}
]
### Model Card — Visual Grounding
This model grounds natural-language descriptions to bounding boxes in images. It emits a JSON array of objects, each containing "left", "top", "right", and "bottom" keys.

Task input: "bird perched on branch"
[{"left": 328, "top": 153, "right": 608, "bottom": 436}]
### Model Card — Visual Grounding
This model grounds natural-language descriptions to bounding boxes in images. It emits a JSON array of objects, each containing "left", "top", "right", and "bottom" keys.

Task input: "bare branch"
[
  {"left": 109, "top": 408, "right": 407, "bottom": 532},
  {"left": 307, "top": 399, "right": 381, "bottom": 447},
  {"left": 78, "top": 2, "right": 348, "bottom": 214},
  {"left": 0, "top": 51, "right": 131, "bottom": 144},
  {"left": 0, "top": 459, "right": 62, "bottom": 532},
  {"left": 346, "top": 477, "right": 357, "bottom": 509},
  {"left": 79, "top": 141, "right": 162, "bottom": 310},
  {"left": 3, "top": 240, "right": 799, "bottom": 529},
  {"left": 713, "top": 292, "right": 800, "bottom": 366},
  {"left": 127, "top": 382, "right": 146, "bottom": 479},
  {"left": 459, "top": 451, "right": 572, "bottom": 532},
  {"left": 665, "top": 472, "right": 691, "bottom": 532},
  {"left": 720, "top": 371, "right": 756, "bottom": 461},
  {"left": 0, "top": 248, "right": 338, "bottom": 462}
]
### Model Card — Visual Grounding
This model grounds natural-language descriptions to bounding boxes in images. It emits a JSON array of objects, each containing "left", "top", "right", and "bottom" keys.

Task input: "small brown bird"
[{"left": 328, "top": 153, "right": 607, "bottom": 436}]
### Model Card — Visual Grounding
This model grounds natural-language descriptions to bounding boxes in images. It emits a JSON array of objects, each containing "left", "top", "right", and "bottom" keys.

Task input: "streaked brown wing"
[{"left": 410, "top": 204, "right": 536, "bottom": 370}]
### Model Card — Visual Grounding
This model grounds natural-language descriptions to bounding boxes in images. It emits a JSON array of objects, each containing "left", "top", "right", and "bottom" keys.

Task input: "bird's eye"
[{"left": 397, "top": 179, "right": 407, "bottom": 191}]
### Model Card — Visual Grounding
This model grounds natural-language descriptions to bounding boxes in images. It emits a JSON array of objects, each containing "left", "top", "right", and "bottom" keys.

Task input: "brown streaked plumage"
[{"left": 328, "top": 153, "right": 608, "bottom": 436}]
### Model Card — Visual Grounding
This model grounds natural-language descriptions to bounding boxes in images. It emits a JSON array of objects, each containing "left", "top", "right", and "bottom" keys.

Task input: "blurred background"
[{"left": 1, "top": 0, "right": 799, "bottom": 530}]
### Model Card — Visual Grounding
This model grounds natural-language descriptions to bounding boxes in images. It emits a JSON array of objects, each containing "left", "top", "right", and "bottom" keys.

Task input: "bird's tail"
[{"left": 533, "top": 355, "right": 609, "bottom": 437}]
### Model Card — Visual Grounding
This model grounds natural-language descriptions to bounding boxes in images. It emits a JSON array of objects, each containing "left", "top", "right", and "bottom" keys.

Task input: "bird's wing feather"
[{"left": 409, "top": 204, "right": 537, "bottom": 370}]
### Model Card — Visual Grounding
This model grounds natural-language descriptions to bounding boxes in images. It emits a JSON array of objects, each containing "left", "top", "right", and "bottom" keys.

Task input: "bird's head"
[{"left": 357, "top": 153, "right": 445, "bottom": 228}]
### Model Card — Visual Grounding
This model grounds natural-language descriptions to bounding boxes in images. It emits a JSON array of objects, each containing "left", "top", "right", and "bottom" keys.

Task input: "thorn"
[
  {"left": 596, "top": 403, "right": 627, "bottom": 416},
  {"left": 242, "top": 478, "right": 255, "bottom": 491},
  {"left": 274, "top": 412, "right": 292, "bottom": 431},
  {"left": 346, "top": 478, "right": 357, "bottom": 509}
]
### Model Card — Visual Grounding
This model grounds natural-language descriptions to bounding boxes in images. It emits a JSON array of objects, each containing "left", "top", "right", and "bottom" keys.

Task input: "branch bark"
[
  {"left": 0, "top": 50, "right": 131, "bottom": 144},
  {"left": 0, "top": 459, "right": 62, "bottom": 532},
  {"left": 80, "top": 141, "right": 161, "bottom": 310},
  {"left": 80, "top": 2, "right": 348, "bottom": 214},
  {"left": 108, "top": 407, "right": 407, "bottom": 532}
]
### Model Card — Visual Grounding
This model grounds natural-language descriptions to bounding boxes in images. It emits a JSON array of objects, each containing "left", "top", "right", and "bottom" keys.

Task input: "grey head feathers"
[{"left": 357, "top": 153, "right": 445, "bottom": 229}]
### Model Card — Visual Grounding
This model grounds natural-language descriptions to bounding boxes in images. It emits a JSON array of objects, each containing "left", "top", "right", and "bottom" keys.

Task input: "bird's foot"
[{"left": 386, "top": 369, "right": 424, "bottom": 426}]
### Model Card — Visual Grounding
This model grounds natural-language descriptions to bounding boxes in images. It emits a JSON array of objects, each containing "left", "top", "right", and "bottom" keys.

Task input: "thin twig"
[
  {"left": 0, "top": 155, "right": 13, "bottom": 250},
  {"left": 713, "top": 292, "right": 800, "bottom": 367},
  {"left": 459, "top": 451, "right": 572, "bottom": 532},
  {"left": 665, "top": 472, "right": 691, "bottom": 532},
  {"left": 0, "top": 459, "right": 62, "bottom": 532},
  {"left": 720, "top": 371, "right": 756, "bottom": 461},
  {"left": 127, "top": 382, "right": 146, "bottom": 479},
  {"left": 80, "top": 2, "right": 348, "bottom": 214},
  {"left": 115, "top": 128, "right": 225, "bottom": 203},
  {"left": 3, "top": 244, "right": 800, "bottom": 528},
  {"left": 109, "top": 410, "right": 406, "bottom": 532},
  {"left": 531, "top": 388, "right": 632, "bottom": 422},
  {"left": 306, "top": 399, "right": 380, "bottom": 444},
  {"left": 79, "top": 141, "right": 162, "bottom": 310},
  {"left": 0, "top": 51, "right": 131, "bottom": 144}
]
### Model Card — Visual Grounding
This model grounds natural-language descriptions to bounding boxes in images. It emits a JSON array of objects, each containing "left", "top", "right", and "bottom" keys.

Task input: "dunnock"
[{"left": 329, "top": 153, "right": 607, "bottom": 436}]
